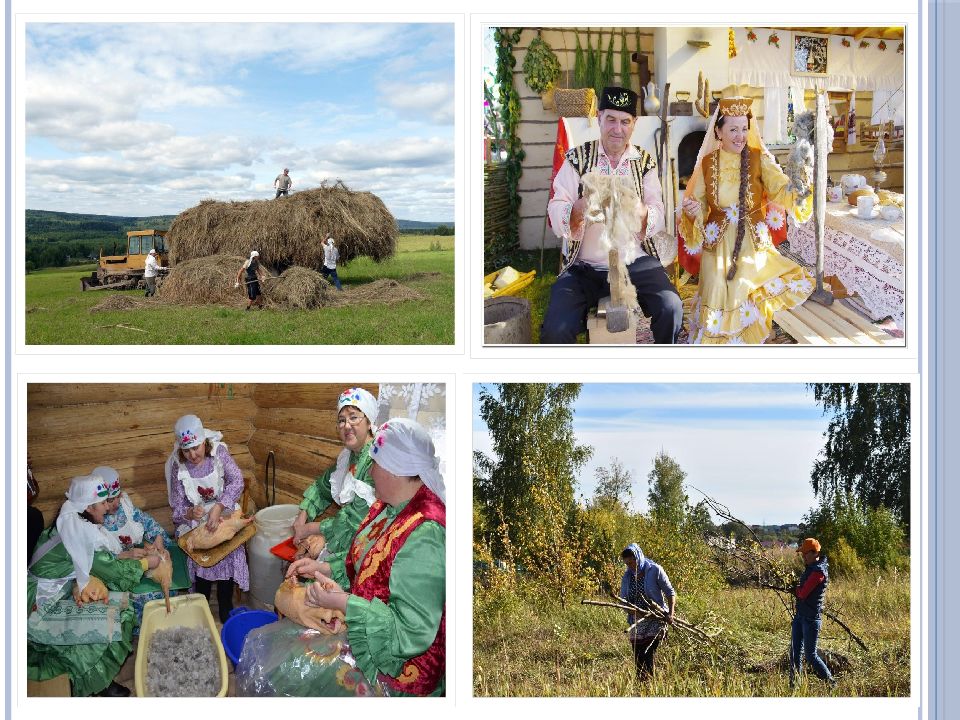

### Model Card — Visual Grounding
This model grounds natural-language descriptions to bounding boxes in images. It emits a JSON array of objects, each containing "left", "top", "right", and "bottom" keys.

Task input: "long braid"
[{"left": 726, "top": 143, "right": 750, "bottom": 281}]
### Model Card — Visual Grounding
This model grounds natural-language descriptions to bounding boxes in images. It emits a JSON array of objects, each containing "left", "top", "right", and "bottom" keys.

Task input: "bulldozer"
[{"left": 80, "top": 229, "right": 169, "bottom": 291}]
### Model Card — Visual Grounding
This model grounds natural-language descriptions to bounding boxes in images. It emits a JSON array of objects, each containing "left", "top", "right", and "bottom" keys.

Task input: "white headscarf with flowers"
[
  {"left": 329, "top": 388, "right": 379, "bottom": 505},
  {"left": 55, "top": 474, "right": 123, "bottom": 591},
  {"left": 369, "top": 417, "right": 445, "bottom": 505},
  {"left": 164, "top": 414, "right": 224, "bottom": 505},
  {"left": 93, "top": 465, "right": 122, "bottom": 499}
]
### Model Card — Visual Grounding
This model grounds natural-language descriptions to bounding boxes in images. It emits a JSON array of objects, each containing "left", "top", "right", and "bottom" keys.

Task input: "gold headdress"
[{"left": 718, "top": 96, "right": 753, "bottom": 118}]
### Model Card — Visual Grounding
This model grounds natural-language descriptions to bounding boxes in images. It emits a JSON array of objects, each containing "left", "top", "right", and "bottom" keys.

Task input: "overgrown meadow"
[
  {"left": 473, "top": 536, "right": 910, "bottom": 698},
  {"left": 24, "top": 235, "right": 454, "bottom": 345}
]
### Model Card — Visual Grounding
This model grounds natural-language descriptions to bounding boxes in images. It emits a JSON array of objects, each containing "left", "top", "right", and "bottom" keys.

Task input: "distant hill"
[
  {"left": 396, "top": 219, "right": 455, "bottom": 231},
  {"left": 26, "top": 209, "right": 177, "bottom": 239},
  {"left": 26, "top": 209, "right": 452, "bottom": 236},
  {"left": 25, "top": 209, "right": 454, "bottom": 270}
]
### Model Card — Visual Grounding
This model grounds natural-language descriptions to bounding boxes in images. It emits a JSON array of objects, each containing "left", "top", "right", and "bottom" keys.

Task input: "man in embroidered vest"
[{"left": 543, "top": 86, "right": 683, "bottom": 344}]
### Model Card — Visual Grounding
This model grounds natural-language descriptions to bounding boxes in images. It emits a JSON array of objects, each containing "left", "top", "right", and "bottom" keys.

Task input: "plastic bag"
[{"left": 235, "top": 618, "right": 387, "bottom": 697}]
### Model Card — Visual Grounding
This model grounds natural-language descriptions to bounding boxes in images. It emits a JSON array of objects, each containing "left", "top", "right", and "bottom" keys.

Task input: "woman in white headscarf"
[
  {"left": 292, "top": 387, "right": 379, "bottom": 558},
  {"left": 97, "top": 465, "right": 174, "bottom": 626},
  {"left": 167, "top": 414, "right": 249, "bottom": 623},
  {"left": 235, "top": 250, "right": 267, "bottom": 310},
  {"left": 27, "top": 474, "right": 164, "bottom": 697},
  {"left": 679, "top": 96, "right": 815, "bottom": 344},
  {"left": 285, "top": 418, "right": 446, "bottom": 696}
]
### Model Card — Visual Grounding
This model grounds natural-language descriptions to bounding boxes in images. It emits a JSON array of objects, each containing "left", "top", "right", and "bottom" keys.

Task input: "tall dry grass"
[{"left": 473, "top": 567, "right": 910, "bottom": 697}]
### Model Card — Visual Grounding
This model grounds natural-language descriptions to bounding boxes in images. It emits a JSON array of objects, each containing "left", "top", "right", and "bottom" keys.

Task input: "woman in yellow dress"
[{"left": 680, "top": 97, "right": 815, "bottom": 344}]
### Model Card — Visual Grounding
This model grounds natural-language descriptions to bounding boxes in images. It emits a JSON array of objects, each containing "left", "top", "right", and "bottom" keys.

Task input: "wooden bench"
[
  {"left": 774, "top": 300, "right": 901, "bottom": 345},
  {"left": 587, "top": 296, "right": 640, "bottom": 344},
  {"left": 27, "top": 674, "right": 71, "bottom": 697}
]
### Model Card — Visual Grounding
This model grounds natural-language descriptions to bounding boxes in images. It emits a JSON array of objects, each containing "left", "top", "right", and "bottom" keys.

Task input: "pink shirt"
[{"left": 548, "top": 143, "right": 665, "bottom": 268}]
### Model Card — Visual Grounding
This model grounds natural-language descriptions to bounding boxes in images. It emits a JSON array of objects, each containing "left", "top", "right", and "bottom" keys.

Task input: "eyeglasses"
[{"left": 337, "top": 414, "right": 366, "bottom": 427}]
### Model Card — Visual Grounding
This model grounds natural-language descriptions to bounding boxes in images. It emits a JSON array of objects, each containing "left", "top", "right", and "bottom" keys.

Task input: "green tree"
[
  {"left": 647, "top": 449, "right": 690, "bottom": 526},
  {"left": 591, "top": 457, "right": 632, "bottom": 511},
  {"left": 808, "top": 383, "right": 910, "bottom": 530},
  {"left": 474, "top": 383, "right": 593, "bottom": 560},
  {"left": 802, "top": 491, "right": 906, "bottom": 571}
]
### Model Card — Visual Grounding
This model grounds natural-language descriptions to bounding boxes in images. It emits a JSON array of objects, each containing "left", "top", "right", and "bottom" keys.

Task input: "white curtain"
[
  {"left": 871, "top": 87, "right": 905, "bottom": 126},
  {"left": 376, "top": 383, "right": 447, "bottom": 477},
  {"left": 729, "top": 28, "right": 903, "bottom": 91},
  {"left": 762, "top": 86, "right": 788, "bottom": 144}
]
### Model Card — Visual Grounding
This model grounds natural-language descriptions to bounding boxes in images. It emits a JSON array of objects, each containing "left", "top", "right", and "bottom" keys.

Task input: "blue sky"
[
  {"left": 473, "top": 383, "right": 833, "bottom": 525},
  {"left": 24, "top": 22, "right": 454, "bottom": 220}
]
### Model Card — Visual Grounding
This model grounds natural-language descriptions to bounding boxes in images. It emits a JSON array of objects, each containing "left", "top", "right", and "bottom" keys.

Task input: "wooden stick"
[{"left": 97, "top": 323, "right": 148, "bottom": 333}]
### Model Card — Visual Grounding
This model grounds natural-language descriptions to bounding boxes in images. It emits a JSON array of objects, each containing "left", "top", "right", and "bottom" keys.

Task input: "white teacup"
[
  {"left": 880, "top": 204, "right": 902, "bottom": 221},
  {"left": 857, "top": 195, "right": 876, "bottom": 218},
  {"left": 827, "top": 186, "right": 843, "bottom": 202}
]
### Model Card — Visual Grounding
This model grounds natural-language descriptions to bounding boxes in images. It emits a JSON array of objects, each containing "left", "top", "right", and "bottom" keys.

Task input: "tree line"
[{"left": 473, "top": 383, "right": 909, "bottom": 604}]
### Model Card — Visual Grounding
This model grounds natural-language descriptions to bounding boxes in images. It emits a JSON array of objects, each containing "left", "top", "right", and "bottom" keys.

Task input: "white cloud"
[
  {"left": 379, "top": 81, "right": 454, "bottom": 124},
  {"left": 24, "top": 23, "right": 453, "bottom": 219},
  {"left": 310, "top": 137, "right": 453, "bottom": 172}
]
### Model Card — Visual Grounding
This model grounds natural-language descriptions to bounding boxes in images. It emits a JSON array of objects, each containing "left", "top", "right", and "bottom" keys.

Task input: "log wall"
[{"left": 27, "top": 382, "right": 378, "bottom": 533}]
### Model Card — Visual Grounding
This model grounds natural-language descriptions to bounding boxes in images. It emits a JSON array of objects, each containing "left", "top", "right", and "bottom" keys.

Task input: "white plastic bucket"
[{"left": 247, "top": 504, "right": 299, "bottom": 607}]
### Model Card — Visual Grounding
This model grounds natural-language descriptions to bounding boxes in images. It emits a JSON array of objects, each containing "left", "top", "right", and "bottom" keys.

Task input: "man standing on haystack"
[
  {"left": 144, "top": 248, "right": 166, "bottom": 297},
  {"left": 543, "top": 86, "right": 683, "bottom": 344},
  {"left": 275, "top": 168, "right": 293, "bottom": 198},
  {"left": 321, "top": 234, "right": 343, "bottom": 291},
  {"left": 235, "top": 250, "right": 268, "bottom": 310}
]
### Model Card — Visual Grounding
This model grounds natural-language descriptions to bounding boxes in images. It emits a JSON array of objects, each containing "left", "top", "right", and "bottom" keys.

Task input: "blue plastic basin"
[{"left": 220, "top": 608, "right": 278, "bottom": 666}]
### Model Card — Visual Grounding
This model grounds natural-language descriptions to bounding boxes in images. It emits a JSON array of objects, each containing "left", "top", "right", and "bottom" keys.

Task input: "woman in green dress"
[
  {"left": 287, "top": 417, "right": 446, "bottom": 696},
  {"left": 27, "top": 474, "right": 164, "bottom": 697},
  {"left": 292, "top": 387, "right": 379, "bottom": 558}
]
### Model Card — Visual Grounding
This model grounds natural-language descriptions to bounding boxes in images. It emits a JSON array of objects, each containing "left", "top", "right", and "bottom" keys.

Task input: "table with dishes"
[{"left": 787, "top": 195, "right": 905, "bottom": 331}]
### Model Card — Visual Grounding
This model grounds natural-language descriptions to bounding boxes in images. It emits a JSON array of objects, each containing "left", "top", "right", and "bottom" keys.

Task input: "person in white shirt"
[
  {"left": 143, "top": 248, "right": 166, "bottom": 297},
  {"left": 543, "top": 86, "right": 683, "bottom": 344},
  {"left": 321, "top": 234, "right": 343, "bottom": 291}
]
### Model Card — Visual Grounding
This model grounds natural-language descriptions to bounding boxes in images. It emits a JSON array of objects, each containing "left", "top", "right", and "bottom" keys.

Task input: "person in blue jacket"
[
  {"left": 790, "top": 537, "right": 836, "bottom": 688},
  {"left": 620, "top": 543, "right": 676, "bottom": 679}
]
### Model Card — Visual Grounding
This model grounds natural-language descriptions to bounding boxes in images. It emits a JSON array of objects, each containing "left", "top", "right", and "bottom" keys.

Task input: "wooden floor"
[{"left": 774, "top": 298, "right": 903, "bottom": 346}]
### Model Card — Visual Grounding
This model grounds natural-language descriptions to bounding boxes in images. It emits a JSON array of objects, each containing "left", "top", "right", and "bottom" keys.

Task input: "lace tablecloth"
[{"left": 788, "top": 203, "right": 905, "bottom": 330}]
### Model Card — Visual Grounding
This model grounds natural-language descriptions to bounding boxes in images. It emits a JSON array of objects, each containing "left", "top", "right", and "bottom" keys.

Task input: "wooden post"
[{"left": 809, "top": 89, "right": 835, "bottom": 306}]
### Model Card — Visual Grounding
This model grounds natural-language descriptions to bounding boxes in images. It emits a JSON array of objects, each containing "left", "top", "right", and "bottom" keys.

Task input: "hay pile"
[
  {"left": 346, "top": 279, "right": 426, "bottom": 306},
  {"left": 89, "top": 295, "right": 147, "bottom": 313},
  {"left": 158, "top": 254, "right": 250, "bottom": 308},
  {"left": 267, "top": 266, "right": 337, "bottom": 310},
  {"left": 167, "top": 181, "right": 397, "bottom": 270}
]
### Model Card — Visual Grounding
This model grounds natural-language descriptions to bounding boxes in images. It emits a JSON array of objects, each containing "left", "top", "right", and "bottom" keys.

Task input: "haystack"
[
  {"left": 267, "top": 267, "right": 337, "bottom": 310},
  {"left": 158, "top": 254, "right": 251, "bottom": 307},
  {"left": 167, "top": 181, "right": 397, "bottom": 270},
  {"left": 89, "top": 295, "right": 147, "bottom": 313}
]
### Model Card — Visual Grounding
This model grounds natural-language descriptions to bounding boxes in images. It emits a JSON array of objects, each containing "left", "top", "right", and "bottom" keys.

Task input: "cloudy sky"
[
  {"left": 24, "top": 22, "right": 455, "bottom": 221},
  {"left": 473, "top": 383, "right": 834, "bottom": 526}
]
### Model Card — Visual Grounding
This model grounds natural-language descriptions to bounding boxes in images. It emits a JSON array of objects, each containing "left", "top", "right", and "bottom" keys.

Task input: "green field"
[
  {"left": 474, "top": 568, "right": 910, "bottom": 697},
  {"left": 25, "top": 235, "right": 454, "bottom": 345}
]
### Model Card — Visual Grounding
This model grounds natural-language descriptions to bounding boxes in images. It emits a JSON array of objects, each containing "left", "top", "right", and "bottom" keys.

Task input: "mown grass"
[
  {"left": 473, "top": 569, "right": 910, "bottom": 697},
  {"left": 24, "top": 235, "right": 454, "bottom": 345}
]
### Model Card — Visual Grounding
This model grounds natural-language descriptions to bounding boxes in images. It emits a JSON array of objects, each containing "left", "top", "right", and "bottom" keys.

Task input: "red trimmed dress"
[{"left": 329, "top": 484, "right": 446, "bottom": 696}]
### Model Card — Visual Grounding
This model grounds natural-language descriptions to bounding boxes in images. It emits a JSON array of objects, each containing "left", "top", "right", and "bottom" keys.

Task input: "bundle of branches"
[
  {"left": 157, "top": 254, "right": 253, "bottom": 307},
  {"left": 582, "top": 592, "right": 721, "bottom": 651},
  {"left": 694, "top": 487, "right": 869, "bottom": 653},
  {"left": 167, "top": 180, "right": 397, "bottom": 270}
]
